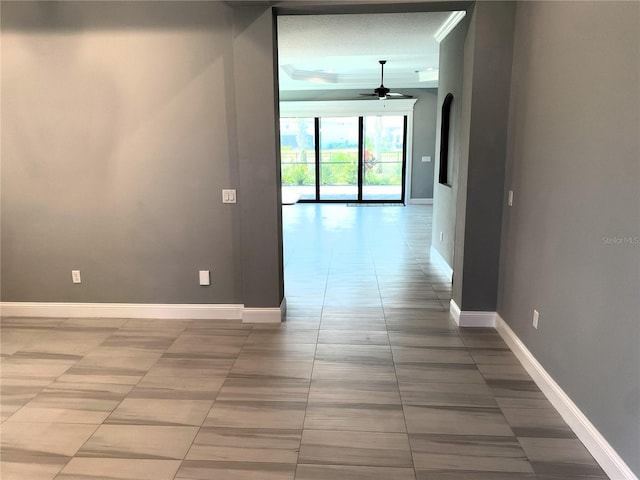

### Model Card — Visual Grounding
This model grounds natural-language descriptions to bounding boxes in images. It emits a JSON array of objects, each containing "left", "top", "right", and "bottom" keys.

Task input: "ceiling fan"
[{"left": 361, "top": 60, "right": 412, "bottom": 100}]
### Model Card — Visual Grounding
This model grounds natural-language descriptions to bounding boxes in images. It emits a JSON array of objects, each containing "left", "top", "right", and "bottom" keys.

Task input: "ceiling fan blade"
[
  {"left": 359, "top": 93, "right": 378, "bottom": 97},
  {"left": 388, "top": 92, "right": 413, "bottom": 98}
]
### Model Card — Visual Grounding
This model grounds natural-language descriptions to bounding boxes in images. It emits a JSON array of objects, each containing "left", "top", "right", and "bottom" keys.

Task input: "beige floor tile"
[
  {"left": 299, "top": 430, "right": 412, "bottom": 467},
  {"left": 56, "top": 458, "right": 181, "bottom": 480},
  {"left": 314, "top": 344, "right": 393, "bottom": 364},
  {"left": 518, "top": 437, "right": 607, "bottom": 477},
  {"left": 244, "top": 330, "right": 319, "bottom": 346},
  {"left": 317, "top": 330, "right": 390, "bottom": 345},
  {"left": 403, "top": 405, "right": 514, "bottom": 436},
  {"left": 216, "top": 376, "right": 310, "bottom": 403},
  {"left": 392, "top": 346, "right": 474, "bottom": 364},
  {"left": 0, "top": 459, "right": 67, "bottom": 480},
  {"left": 399, "top": 381, "right": 497, "bottom": 408},
  {"left": 205, "top": 400, "right": 306, "bottom": 430},
  {"left": 388, "top": 332, "right": 465, "bottom": 348},
  {"left": 308, "top": 379, "right": 401, "bottom": 405},
  {"left": 130, "top": 374, "right": 225, "bottom": 400},
  {"left": 500, "top": 407, "right": 575, "bottom": 438},
  {"left": 230, "top": 357, "right": 314, "bottom": 379},
  {"left": 72, "top": 348, "right": 163, "bottom": 374},
  {"left": 176, "top": 460, "right": 296, "bottom": 479},
  {"left": 1, "top": 422, "right": 99, "bottom": 456},
  {"left": 396, "top": 362, "right": 485, "bottom": 384},
  {"left": 106, "top": 398, "right": 213, "bottom": 426},
  {"left": 295, "top": 464, "right": 417, "bottom": 480},
  {"left": 186, "top": 427, "right": 301, "bottom": 463},
  {"left": 311, "top": 361, "right": 397, "bottom": 382},
  {"left": 77, "top": 425, "right": 198, "bottom": 459},
  {"left": 143, "top": 356, "right": 235, "bottom": 379},
  {"left": 1, "top": 357, "right": 76, "bottom": 381},
  {"left": 304, "top": 403, "right": 407, "bottom": 432},
  {"left": 410, "top": 434, "right": 533, "bottom": 473},
  {"left": 167, "top": 334, "right": 244, "bottom": 357}
]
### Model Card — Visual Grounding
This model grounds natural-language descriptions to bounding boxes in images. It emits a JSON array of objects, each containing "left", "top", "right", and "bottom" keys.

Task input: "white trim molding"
[
  {"left": 430, "top": 245, "right": 453, "bottom": 281},
  {"left": 495, "top": 314, "right": 638, "bottom": 480},
  {"left": 0, "top": 301, "right": 287, "bottom": 324},
  {"left": 279, "top": 99, "right": 417, "bottom": 118},
  {"left": 0, "top": 302, "right": 244, "bottom": 320},
  {"left": 449, "top": 300, "right": 496, "bottom": 327},
  {"left": 242, "top": 298, "right": 287, "bottom": 324}
]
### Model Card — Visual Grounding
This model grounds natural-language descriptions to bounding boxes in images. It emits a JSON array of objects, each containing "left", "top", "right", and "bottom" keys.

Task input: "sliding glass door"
[
  {"left": 319, "top": 117, "right": 359, "bottom": 201},
  {"left": 362, "top": 116, "right": 406, "bottom": 201},
  {"left": 280, "top": 115, "right": 406, "bottom": 203},
  {"left": 280, "top": 118, "right": 316, "bottom": 201}
]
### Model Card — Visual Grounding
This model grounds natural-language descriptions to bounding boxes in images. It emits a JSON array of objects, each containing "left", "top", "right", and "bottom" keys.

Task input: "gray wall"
[
  {"left": 432, "top": 1, "right": 515, "bottom": 312},
  {"left": 431, "top": 11, "right": 469, "bottom": 269},
  {"left": 407, "top": 88, "right": 438, "bottom": 200},
  {"left": 279, "top": 88, "right": 438, "bottom": 201},
  {"left": 498, "top": 1, "right": 640, "bottom": 474},
  {"left": 233, "top": 6, "right": 284, "bottom": 308},
  {"left": 1, "top": 1, "right": 284, "bottom": 308},
  {"left": 455, "top": 1, "right": 515, "bottom": 310}
]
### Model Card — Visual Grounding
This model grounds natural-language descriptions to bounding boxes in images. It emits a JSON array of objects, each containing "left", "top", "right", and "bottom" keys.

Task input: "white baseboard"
[
  {"left": 0, "top": 300, "right": 287, "bottom": 324},
  {"left": 449, "top": 299, "right": 496, "bottom": 327},
  {"left": 430, "top": 246, "right": 453, "bottom": 281},
  {"left": 242, "top": 298, "right": 286, "bottom": 324},
  {"left": 495, "top": 314, "right": 638, "bottom": 480},
  {"left": 408, "top": 198, "right": 433, "bottom": 205}
]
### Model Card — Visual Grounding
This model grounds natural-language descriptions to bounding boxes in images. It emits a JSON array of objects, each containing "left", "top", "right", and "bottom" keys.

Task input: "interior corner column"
[{"left": 232, "top": 6, "right": 284, "bottom": 310}]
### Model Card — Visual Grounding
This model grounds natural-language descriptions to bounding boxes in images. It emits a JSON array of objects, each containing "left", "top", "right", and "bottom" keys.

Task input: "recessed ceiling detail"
[{"left": 277, "top": 11, "right": 463, "bottom": 92}]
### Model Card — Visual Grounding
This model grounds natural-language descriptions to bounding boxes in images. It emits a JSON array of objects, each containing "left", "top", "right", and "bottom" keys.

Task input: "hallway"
[
  {"left": 281, "top": 203, "right": 607, "bottom": 479},
  {"left": 0, "top": 205, "right": 607, "bottom": 479}
]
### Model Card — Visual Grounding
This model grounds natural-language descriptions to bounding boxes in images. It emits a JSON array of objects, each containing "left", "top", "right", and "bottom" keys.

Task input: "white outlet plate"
[
  {"left": 533, "top": 309, "right": 539, "bottom": 329},
  {"left": 440, "top": 231, "right": 444, "bottom": 242},
  {"left": 508, "top": 190, "right": 514, "bottom": 207},
  {"left": 199, "top": 270, "right": 210, "bottom": 286},
  {"left": 421, "top": 155, "right": 431, "bottom": 163},
  {"left": 72, "top": 270, "right": 81, "bottom": 284}
]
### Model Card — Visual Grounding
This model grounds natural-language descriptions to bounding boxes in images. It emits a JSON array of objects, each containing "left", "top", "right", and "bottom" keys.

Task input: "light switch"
[
  {"left": 421, "top": 156, "right": 431, "bottom": 163},
  {"left": 222, "top": 189, "right": 237, "bottom": 204}
]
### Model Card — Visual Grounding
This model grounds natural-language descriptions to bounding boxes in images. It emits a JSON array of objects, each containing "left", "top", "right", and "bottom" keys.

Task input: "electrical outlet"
[
  {"left": 72, "top": 270, "right": 81, "bottom": 284},
  {"left": 440, "top": 231, "right": 444, "bottom": 242},
  {"left": 533, "top": 309, "right": 539, "bottom": 329},
  {"left": 199, "top": 270, "right": 210, "bottom": 286},
  {"left": 508, "top": 190, "right": 514, "bottom": 207}
]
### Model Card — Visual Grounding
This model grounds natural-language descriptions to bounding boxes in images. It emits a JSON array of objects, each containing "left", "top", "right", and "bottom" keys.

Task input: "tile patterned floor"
[{"left": 0, "top": 204, "right": 608, "bottom": 479}]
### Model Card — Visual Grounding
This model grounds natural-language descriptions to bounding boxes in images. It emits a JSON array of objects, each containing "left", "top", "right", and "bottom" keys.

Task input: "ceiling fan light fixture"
[
  {"left": 360, "top": 60, "right": 411, "bottom": 100},
  {"left": 434, "top": 11, "right": 466, "bottom": 43}
]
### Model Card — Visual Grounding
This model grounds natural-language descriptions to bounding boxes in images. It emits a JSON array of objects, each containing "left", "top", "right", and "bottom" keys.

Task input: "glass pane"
[
  {"left": 280, "top": 118, "right": 316, "bottom": 202},
  {"left": 319, "top": 117, "right": 359, "bottom": 201},
  {"left": 363, "top": 116, "right": 404, "bottom": 201}
]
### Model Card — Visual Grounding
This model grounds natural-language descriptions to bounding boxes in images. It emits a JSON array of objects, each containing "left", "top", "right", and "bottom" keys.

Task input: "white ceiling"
[{"left": 277, "top": 11, "right": 454, "bottom": 93}]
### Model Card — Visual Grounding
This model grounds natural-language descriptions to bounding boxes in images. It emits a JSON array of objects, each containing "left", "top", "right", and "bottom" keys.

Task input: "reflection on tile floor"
[{"left": 0, "top": 205, "right": 608, "bottom": 479}]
